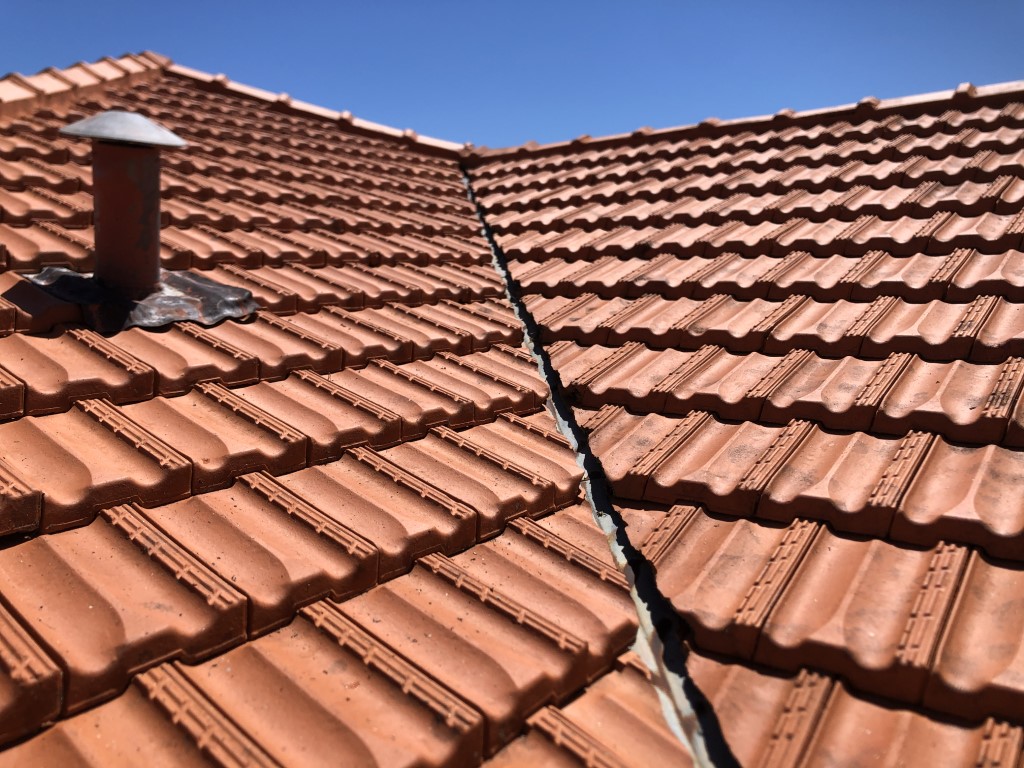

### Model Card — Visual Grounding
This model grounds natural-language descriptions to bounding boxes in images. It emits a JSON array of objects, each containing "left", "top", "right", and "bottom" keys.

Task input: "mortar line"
[{"left": 460, "top": 165, "right": 737, "bottom": 768}]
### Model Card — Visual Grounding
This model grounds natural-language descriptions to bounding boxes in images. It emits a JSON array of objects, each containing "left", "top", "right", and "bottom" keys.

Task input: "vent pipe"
[
  {"left": 24, "top": 110, "right": 258, "bottom": 332},
  {"left": 60, "top": 110, "right": 185, "bottom": 299}
]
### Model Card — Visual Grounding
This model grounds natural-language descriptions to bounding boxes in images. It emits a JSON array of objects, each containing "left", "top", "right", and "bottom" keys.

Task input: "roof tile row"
[
  {"left": 470, "top": 101, "right": 1024, "bottom": 181},
  {"left": 528, "top": 292, "right": 1024, "bottom": 363},
  {"left": 478, "top": 135, "right": 1024, "bottom": 201},
  {"left": 0, "top": 53, "right": 167, "bottom": 119},
  {"left": 205, "top": 261, "right": 502, "bottom": 314},
  {"left": 0, "top": 496, "right": 629, "bottom": 762},
  {"left": 584, "top": 405, "right": 1024, "bottom": 559},
  {"left": 0, "top": 221, "right": 490, "bottom": 272},
  {"left": 0, "top": 261, "right": 499, "bottom": 334},
  {"left": 0, "top": 408, "right": 587, "bottom": 746},
  {"left": 1, "top": 120, "right": 464, "bottom": 211},
  {"left": 552, "top": 342, "right": 1024, "bottom": 445},
  {"left": 631, "top": 502, "right": 1024, "bottom": 724},
  {"left": 487, "top": 176, "right": 1024, "bottom": 237},
  {"left": 0, "top": 189, "right": 477, "bottom": 233},
  {"left": 487, "top": 654, "right": 693, "bottom": 767},
  {"left": 0, "top": 143, "right": 457, "bottom": 200},
  {"left": 498, "top": 210, "right": 1024, "bottom": 262},
  {"left": 512, "top": 248, "right": 1024, "bottom": 304},
  {"left": 0, "top": 344, "right": 543, "bottom": 534},
  {"left": 684, "top": 645, "right": 1023, "bottom": 768},
  {"left": 0, "top": 297, "right": 519, "bottom": 396},
  {"left": 111, "top": 71, "right": 465, "bottom": 152},
  {"left": 476, "top": 146, "right": 1024, "bottom": 218},
  {"left": 96, "top": 81, "right": 462, "bottom": 169}
]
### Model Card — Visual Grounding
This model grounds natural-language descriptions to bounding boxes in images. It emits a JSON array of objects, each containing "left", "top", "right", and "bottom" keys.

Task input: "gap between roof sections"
[{"left": 460, "top": 166, "right": 738, "bottom": 768}]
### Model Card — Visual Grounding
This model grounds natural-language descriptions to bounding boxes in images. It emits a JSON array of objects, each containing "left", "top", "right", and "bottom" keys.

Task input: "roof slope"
[
  {"left": 0, "top": 53, "right": 677, "bottom": 767},
  {"left": 1, "top": 48, "right": 1023, "bottom": 766},
  {"left": 467, "top": 79, "right": 1024, "bottom": 764}
]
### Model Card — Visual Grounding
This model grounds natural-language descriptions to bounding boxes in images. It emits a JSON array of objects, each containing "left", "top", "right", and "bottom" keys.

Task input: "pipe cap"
[{"left": 60, "top": 110, "right": 187, "bottom": 148}]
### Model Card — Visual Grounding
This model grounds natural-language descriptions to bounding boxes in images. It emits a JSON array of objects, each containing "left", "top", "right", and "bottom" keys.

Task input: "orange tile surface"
[
  {"left": 0, "top": 49, "right": 1022, "bottom": 766},
  {"left": 467, "top": 72, "right": 1024, "bottom": 766}
]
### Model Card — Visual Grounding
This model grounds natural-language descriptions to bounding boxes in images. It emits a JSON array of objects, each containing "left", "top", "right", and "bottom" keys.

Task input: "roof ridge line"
[
  {"left": 164, "top": 62, "right": 469, "bottom": 156},
  {"left": 0, "top": 51, "right": 168, "bottom": 120},
  {"left": 467, "top": 77, "right": 1024, "bottom": 162}
]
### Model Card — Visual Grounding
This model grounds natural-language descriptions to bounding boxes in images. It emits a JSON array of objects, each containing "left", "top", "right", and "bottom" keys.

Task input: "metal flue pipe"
[{"left": 60, "top": 110, "right": 186, "bottom": 300}]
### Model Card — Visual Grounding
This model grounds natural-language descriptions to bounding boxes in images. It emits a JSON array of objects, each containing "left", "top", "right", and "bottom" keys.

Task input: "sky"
[{"left": 4, "top": 1, "right": 1023, "bottom": 148}]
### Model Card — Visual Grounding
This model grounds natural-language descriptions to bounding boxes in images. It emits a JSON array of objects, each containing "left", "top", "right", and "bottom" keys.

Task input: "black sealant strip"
[{"left": 461, "top": 165, "right": 738, "bottom": 768}]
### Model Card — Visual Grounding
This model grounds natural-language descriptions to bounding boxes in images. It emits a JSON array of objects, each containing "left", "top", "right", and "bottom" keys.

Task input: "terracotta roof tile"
[
  {"left": 683, "top": 647, "right": 1024, "bottom": 767},
  {"left": 3, "top": 49, "right": 1024, "bottom": 763},
  {"left": 0, "top": 51, "right": 667, "bottom": 761},
  {"left": 336, "top": 557, "right": 590, "bottom": 755},
  {"left": 0, "top": 507, "right": 248, "bottom": 714},
  {"left": 553, "top": 343, "right": 1024, "bottom": 446},
  {"left": 629, "top": 500, "right": 1024, "bottom": 726},
  {"left": 487, "top": 655, "right": 694, "bottom": 766},
  {"left": 467, "top": 72, "right": 1024, "bottom": 761}
]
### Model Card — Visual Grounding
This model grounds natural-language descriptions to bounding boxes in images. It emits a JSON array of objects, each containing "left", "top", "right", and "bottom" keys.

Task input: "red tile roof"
[
  {"left": 0, "top": 49, "right": 1022, "bottom": 766},
  {"left": 466, "top": 65, "right": 1024, "bottom": 766}
]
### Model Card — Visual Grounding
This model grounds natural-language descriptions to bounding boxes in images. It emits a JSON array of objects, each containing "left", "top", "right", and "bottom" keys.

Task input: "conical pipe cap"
[{"left": 59, "top": 110, "right": 187, "bottom": 148}]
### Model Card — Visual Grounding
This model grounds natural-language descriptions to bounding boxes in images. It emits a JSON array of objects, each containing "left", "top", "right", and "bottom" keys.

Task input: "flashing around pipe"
[
  {"left": 26, "top": 110, "right": 259, "bottom": 332},
  {"left": 26, "top": 267, "right": 261, "bottom": 333}
]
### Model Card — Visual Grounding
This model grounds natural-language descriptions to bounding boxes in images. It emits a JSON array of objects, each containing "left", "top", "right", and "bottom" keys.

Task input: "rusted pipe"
[
  {"left": 26, "top": 111, "right": 258, "bottom": 331},
  {"left": 91, "top": 140, "right": 162, "bottom": 298},
  {"left": 59, "top": 110, "right": 186, "bottom": 300}
]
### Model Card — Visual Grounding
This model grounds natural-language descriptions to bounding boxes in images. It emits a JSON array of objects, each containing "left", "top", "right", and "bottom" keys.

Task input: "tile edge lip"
[
  {"left": 466, "top": 77, "right": 1024, "bottom": 162},
  {"left": 164, "top": 63, "right": 468, "bottom": 156}
]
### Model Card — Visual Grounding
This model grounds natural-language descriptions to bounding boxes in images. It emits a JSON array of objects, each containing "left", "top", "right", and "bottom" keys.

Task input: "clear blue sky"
[{"left": 4, "top": 1, "right": 1022, "bottom": 148}]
